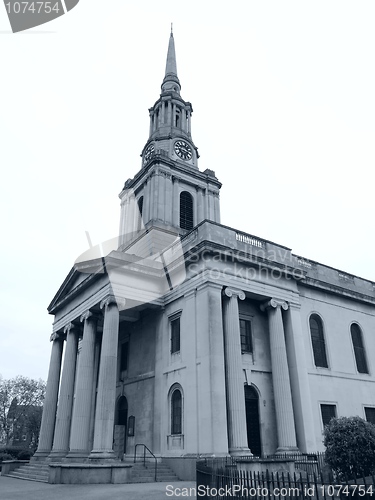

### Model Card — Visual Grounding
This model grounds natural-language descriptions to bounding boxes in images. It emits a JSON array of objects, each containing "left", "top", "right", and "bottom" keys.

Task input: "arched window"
[
  {"left": 180, "top": 191, "right": 194, "bottom": 230},
  {"left": 351, "top": 323, "right": 368, "bottom": 374},
  {"left": 171, "top": 388, "right": 182, "bottom": 435},
  {"left": 309, "top": 314, "right": 328, "bottom": 368}
]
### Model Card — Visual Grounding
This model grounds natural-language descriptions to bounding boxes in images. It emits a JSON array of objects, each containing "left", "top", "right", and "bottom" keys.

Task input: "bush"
[
  {"left": 0, "top": 447, "right": 31, "bottom": 459},
  {"left": 17, "top": 450, "right": 32, "bottom": 460},
  {"left": 0, "top": 453, "right": 14, "bottom": 463},
  {"left": 324, "top": 416, "right": 375, "bottom": 478}
]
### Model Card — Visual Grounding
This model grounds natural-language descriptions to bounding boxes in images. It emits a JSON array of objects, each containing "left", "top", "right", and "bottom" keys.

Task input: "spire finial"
[{"left": 162, "top": 28, "right": 181, "bottom": 93}]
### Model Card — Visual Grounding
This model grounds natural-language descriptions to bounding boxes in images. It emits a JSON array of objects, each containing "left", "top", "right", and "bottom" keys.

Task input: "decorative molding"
[
  {"left": 223, "top": 287, "right": 246, "bottom": 301},
  {"left": 260, "top": 298, "right": 288, "bottom": 312},
  {"left": 50, "top": 333, "right": 61, "bottom": 342}
]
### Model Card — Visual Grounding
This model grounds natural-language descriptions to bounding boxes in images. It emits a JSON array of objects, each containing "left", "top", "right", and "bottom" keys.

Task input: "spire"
[{"left": 162, "top": 28, "right": 181, "bottom": 94}]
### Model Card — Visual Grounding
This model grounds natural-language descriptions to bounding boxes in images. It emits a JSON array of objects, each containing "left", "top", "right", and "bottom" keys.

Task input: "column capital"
[
  {"left": 260, "top": 298, "right": 288, "bottom": 313},
  {"left": 50, "top": 332, "right": 61, "bottom": 342},
  {"left": 63, "top": 322, "right": 79, "bottom": 335},
  {"left": 223, "top": 287, "right": 245, "bottom": 301},
  {"left": 100, "top": 295, "right": 126, "bottom": 311},
  {"left": 80, "top": 310, "right": 100, "bottom": 323}
]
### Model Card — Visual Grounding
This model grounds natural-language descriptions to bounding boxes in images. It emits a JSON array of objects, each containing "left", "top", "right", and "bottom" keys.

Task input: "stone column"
[
  {"left": 67, "top": 311, "right": 98, "bottom": 459},
  {"left": 172, "top": 103, "right": 176, "bottom": 127},
  {"left": 33, "top": 333, "right": 64, "bottom": 460},
  {"left": 223, "top": 287, "right": 251, "bottom": 456},
  {"left": 161, "top": 100, "right": 165, "bottom": 124},
  {"left": 187, "top": 111, "right": 191, "bottom": 134},
  {"left": 197, "top": 188, "right": 204, "bottom": 224},
  {"left": 172, "top": 177, "right": 179, "bottom": 227},
  {"left": 260, "top": 299, "right": 298, "bottom": 453},
  {"left": 90, "top": 296, "right": 122, "bottom": 460},
  {"left": 284, "top": 304, "right": 316, "bottom": 452},
  {"left": 167, "top": 101, "right": 172, "bottom": 126},
  {"left": 49, "top": 323, "right": 79, "bottom": 460},
  {"left": 214, "top": 193, "right": 221, "bottom": 223}
]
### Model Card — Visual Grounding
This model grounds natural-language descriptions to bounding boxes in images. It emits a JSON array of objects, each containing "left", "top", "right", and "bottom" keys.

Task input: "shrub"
[
  {"left": 324, "top": 416, "right": 375, "bottom": 478},
  {"left": 0, "top": 453, "right": 14, "bottom": 463},
  {"left": 17, "top": 450, "right": 32, "bottom": 461}
]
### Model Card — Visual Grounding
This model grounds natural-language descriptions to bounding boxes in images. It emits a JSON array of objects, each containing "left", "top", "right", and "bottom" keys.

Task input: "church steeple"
[
  {"left": 142, "top": 30, "right": 197, "bottom": 168},
  {"left": 161, "top": 30, "right": 181, "bottom": 94},
  {"left": 118, "top": 30, "right": 222, "bottom": 245}
]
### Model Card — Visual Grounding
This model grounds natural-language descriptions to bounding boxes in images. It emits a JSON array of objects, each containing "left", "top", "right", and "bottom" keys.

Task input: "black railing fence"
[{"left": 197, "top": 456, "right": 375, "bottom": 500}]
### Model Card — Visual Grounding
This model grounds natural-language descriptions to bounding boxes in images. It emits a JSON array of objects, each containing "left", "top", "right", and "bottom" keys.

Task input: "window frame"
[
  {"left": 364, "top": 406, "right": 375, "bottom": 426},
  {"left": 169, "top": 313, "right": 182, "bottom": 355},
  {"left": 320, "top": 403, "right": 337, "bottom": 429},
  {"left": 309, "top": 314, "right": 329, "bottom": 369},
  {"left": 239, "top": 317, "right": 253, "bottom": 355},
  {"left": 170, "top": 385, "right": 183, "bottom": 436},
  {"left": 179, "top": 191, "right": 194, "bottom": 231},
  {"left": 350, "top": 323, "right": 369, "bottom": 375}
]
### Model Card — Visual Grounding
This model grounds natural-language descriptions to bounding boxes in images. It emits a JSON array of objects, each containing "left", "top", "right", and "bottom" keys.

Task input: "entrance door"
[
  {"left": 116, "top": 396, "right": 128, "bottom": 454},
  {"left": 244, "top": 385, "right": 261, "bottom": 456}
]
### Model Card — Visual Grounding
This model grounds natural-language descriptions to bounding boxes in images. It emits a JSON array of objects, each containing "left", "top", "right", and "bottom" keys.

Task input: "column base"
[
  {"left": 229, "top": 447, "right": 252, "bottom": 457},
  {"left": 89, "top": 450, "right": 117, "bottom": 462},
  {"left": 48, "top": 450, "right": 69, "bottom": 462},
  {"left": 275, "top": 446, "right": 300, "bottom": 455},
  {"left": 30, "top": 451, "right": 50, "bottom": 463},
  {"left": 63, "top": 451, "right": 90, "bottom": 463}
]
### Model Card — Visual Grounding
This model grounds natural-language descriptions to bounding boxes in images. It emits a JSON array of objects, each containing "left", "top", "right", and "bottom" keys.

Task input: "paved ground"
[{"left": 0, "top": 476, "right": 197, "bottom": 500}]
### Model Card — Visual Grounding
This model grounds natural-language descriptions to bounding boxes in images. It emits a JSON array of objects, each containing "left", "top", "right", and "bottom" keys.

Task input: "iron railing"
[
  {"left": 197, "top": 457, "right": 375, "bottom": 500},
  {"left": 134, "top": 443, "right": 157, "bottom": 481}
]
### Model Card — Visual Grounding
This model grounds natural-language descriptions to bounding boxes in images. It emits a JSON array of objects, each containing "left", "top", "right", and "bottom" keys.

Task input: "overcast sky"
[{"left": 1, "top": 1, "right": 374, "bottom": 381}]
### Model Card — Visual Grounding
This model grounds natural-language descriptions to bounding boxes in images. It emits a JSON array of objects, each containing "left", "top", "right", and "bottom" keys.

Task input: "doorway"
[
  {"left": 116, "top": 396, "right": 128, "bottom": 454},
  {"left": 244, "top": 385, "right": 261, "bottom": 456}
]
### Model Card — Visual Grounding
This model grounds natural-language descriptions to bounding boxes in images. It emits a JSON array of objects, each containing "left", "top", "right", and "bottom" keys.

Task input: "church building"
[{"left": 34, "top": 31, "right": 375, "bottom": 472}]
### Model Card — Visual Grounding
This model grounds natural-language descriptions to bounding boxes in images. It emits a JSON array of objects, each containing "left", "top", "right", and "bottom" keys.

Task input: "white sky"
[{"left": 0, "top": 1, "right": 374, "bottom": 381}]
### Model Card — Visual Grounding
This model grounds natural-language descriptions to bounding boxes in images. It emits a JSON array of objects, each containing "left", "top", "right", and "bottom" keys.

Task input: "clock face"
[
  {"left": 174, "top": 140, "right": 192, "bottom": 161},
  {"left": 144, "top": 143, "right": 155, "bottom": 163}
]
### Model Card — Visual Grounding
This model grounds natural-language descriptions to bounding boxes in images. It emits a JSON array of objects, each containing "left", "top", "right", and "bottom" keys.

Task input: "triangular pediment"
[{"left": 47, "top": 266, "right": 103, "bottom": 313}]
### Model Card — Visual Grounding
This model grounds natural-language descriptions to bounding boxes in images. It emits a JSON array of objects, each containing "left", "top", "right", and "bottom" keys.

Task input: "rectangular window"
[
  {"left": 365, "top": 407, "right": 375, "bottom": 426},
  {"left": 171, "top": 317, "right": 181, "bottom": 354},
  {"left": 120, "top": 342, "right": 129, "bottom": 372},
  {"left": 240, "top": 319, "right": 252, "bottom": 354},
  {"left": 321, "top": 404, "right": 337, "bottom": 427}
]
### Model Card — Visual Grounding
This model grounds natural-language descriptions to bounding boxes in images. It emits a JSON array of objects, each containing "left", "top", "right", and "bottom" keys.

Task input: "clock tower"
[{"left": 118, "top": 30, "right": 222, "bottom": 247}]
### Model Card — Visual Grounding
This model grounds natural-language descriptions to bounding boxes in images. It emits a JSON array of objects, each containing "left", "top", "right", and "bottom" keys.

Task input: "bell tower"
[{"left": 118, "top": 30, "right": 222, "bottom": 247}]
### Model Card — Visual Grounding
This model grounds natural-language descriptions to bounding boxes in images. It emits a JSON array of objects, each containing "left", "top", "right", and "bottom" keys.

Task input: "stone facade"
[{"left": 35, "top": 31, "right": 375, "bottom": 468}]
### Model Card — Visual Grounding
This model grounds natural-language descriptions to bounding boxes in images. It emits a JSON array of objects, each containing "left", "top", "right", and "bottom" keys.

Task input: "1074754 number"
[
  {"left": 5, "top": 2, "right": 60, "bottom": 14},
  {"left": 320, "top": 485, "right": 374, "bottom": 497}
]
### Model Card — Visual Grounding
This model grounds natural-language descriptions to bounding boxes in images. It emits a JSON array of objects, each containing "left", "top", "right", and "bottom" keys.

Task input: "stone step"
[{"left": 7, "top": 471, "right": 48, "bottom": 483}]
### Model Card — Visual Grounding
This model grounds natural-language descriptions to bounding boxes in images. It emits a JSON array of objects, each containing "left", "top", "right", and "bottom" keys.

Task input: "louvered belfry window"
[
  {"left": 309, "top": 315, "right": 328, "bottom": 368},
  {"left": 171, "top": 389, "right": 182, "bottom": 435},
  {"left": 180, "top": 191, "right": 194, "bottom": 230},
  {"left": 351, "top": 323, "right": 368, "bottom": 374}
]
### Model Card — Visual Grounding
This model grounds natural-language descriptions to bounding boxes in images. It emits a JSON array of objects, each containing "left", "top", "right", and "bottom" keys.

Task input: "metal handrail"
[{"left": 134, "top": 443, "right": 157, "bottom": 481}]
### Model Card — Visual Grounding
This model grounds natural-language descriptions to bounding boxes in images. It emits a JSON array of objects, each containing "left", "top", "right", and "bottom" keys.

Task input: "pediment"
[{"left": 47, "top": 266, "right": 102, "bottom": 313}]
